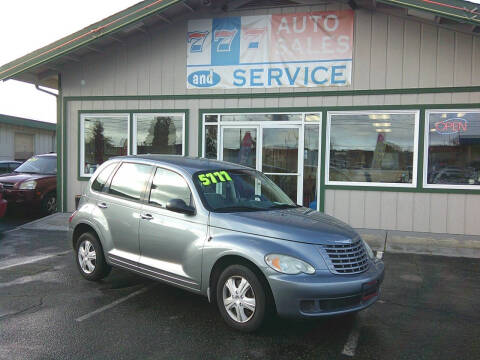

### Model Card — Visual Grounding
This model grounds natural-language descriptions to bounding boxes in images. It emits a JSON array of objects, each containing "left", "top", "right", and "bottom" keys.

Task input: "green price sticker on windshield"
[{"left": 198, "top": 171, "right": 232, "bottom": 186}]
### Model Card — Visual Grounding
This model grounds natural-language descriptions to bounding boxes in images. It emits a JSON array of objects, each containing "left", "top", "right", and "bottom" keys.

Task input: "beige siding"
[
  {"left": 325, "top": 190, "right": 480, "bottom": 236},
  {"left": 60, "top": 5, "right": 480, "bottom": 234}
]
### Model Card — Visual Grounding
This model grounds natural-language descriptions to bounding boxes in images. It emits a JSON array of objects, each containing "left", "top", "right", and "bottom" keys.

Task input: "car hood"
[
  {"left": 0, "top": 173, "right": 55, "bottom": 185},
  {"left": 209, "top": 207, "right": 360, "bottom": 245}
]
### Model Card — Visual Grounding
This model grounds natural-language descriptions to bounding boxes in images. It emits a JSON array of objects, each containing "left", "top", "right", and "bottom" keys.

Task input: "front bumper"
[
  {"left": 2, "top": 189, "right": 41, "bottom": 209},
  {"left": 267, "top": 260, "right": 385, "bottom": 318}
]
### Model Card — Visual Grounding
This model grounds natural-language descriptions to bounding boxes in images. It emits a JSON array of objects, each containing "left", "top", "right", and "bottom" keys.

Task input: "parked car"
[
  {"left": 0, "top": 184, "right": 6, "bottom": 218},
  {"left": 0, "top": 160, "right": 22, "bottom": 174},
  {"left": 69, "top": 155, "right": 385, "bottom": 332},
  {"left": 0, "top": 154, "right": 57, "bottom": 215}
]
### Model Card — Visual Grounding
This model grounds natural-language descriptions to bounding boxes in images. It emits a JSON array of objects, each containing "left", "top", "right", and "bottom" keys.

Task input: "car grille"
[
  {"left": 0, "top": 182, "right": 14, "bottom": 189},
  {"left": 320, "top": 240, "right": 369, "bottom": 275}
]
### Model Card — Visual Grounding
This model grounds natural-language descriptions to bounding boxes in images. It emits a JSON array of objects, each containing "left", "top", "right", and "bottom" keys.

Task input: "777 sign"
[{"left": 187, "top": 31, "right": 209, "bottom": 53}]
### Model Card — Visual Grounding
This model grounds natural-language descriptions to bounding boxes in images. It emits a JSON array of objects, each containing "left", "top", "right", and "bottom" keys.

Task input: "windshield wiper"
[
  {"left": 268, "top": 203, "right": 300, "bottom": 209},
  {"left": 215, "top": 206, "right": 263, "bottom": 213}
]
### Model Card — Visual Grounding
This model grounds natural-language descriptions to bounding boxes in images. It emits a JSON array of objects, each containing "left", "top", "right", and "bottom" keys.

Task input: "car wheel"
[
  {"left": 216, "top": 264, "right": 267, "bottom": 332},
  {"left": 41, "top": 192, "right": 57, "bottom": 215},
  {"left": 75, "top": 232, "right": 111, "bottom": 281}
]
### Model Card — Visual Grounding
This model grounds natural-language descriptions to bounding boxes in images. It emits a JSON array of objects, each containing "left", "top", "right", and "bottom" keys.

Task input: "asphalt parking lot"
[{"left": 1, "top": 227, "right": 479, "bottom": 360}]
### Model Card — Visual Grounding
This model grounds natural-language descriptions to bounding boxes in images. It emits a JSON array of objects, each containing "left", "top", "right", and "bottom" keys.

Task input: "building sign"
[
  {"left": 186, "top": 11, "right": 354, "bottom": 89},
  {"left": 434, "top": 118, "right": 468, "bottom": 135}
]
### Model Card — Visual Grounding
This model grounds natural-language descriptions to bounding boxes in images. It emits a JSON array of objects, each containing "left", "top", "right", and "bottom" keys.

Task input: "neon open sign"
[{"left": 434, "top": 118, "right": 468, "bottom": 135}]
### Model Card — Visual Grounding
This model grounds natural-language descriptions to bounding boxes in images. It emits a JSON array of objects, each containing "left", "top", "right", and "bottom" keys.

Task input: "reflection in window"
[
  {"left": 220, "top": 114, "right": 302, "bottom": 122},
  {"left": 91, "top": 163, "right": 117, "bottom": 192},
  {"left": 83, "top": 115, "right": 129, "bottom": 176},
  {"left": 304, "top": 125, "right": 319, "bottom": 209},
  {"left": 109, "top": 163, "right": 152, "bottom": 201},
  {"left": 328, "top": 112, "right": 417, "bottom": 184},
  {"left": 222, "top": 128, "right": 257, "bottom": 168},
  {"left": 427, "top": 111, "right": 480, "bottom": 186},
  {"left": 136, "top": 114, "right": 183, "bottom": 155},
  {"left": 149, "top": 168, "right": 192, "bottom": 207},
  {"left": 205, "top": 125, "right": 218, "bottom": 159}
]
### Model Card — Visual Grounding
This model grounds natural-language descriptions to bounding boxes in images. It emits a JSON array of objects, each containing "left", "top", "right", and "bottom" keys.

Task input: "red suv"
[{"left": 0, "top": 154, "right": 57, "bottom": 215}]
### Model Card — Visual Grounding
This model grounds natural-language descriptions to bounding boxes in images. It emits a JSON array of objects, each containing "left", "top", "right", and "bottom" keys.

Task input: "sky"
[
  {"left": 1, "top": 0, "right": 480, "bottom": 124},
  {"left": 0, "top": 0, "right": 140, "bottom": 124}
]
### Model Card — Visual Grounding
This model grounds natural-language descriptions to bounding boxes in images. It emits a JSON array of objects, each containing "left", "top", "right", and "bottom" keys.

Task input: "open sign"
[{"left": 434, "top": 118, "right": 468, "bottom": 135}]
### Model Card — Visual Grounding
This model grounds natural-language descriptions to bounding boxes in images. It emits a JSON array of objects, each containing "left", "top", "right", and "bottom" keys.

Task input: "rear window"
[
  {"left": 108, "top": 163, "right": 152, "bottom": 201},
  {"left": 91, "top": 163, "right": 117, "bottom": 192}
]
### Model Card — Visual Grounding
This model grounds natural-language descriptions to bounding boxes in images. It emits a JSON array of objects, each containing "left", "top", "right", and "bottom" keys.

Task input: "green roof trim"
[
  {"left": 0, "top": 114, "right": 56, "bottom": 131},
  {"left": 377, "top": 0, "right": 480, "bottom": 25},
  {"left": 0, "top": 0, "right": 182, "bottom": 81}
]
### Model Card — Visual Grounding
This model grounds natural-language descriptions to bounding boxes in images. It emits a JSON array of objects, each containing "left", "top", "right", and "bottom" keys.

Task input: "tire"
[
  {"left": 75, "top": 232, "right": 111, "bottom": 281},
  {"left": 216, "top": 264, "right": 267, "bottom": 332},
  {"left": 41, "top": 192, "right": 57, "bottom": 215}
]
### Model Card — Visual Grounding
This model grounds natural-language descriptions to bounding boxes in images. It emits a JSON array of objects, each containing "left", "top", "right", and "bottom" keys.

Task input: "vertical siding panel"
[
  {"left": 435, "top": 29, "right": 454, "bottom": 104},
  {"left": 364, "top": 191, "right": 381, "bottom": 229},
  {"left": 446, "top": 194, "right": 466, "bottom": 235},
  {"left": 453, "top": 33, "right": 473, "bottom": 103},
  {"left": 380, "top": 192, "right": 397, "bottom": 230},
  {"left": 413, "top": 193, "right": 430, "bottom": 233},
  {"left": 115, "top": 44, "right": 128, "bottom": 100},
  {"left": 429, "top": 194, "right": 447, "bottom": 233},
  {"left": 465, "top": 195, "right": 480, "bottom": 235},
  {"left": 369, "top": 13, "right": 388, "bottom": 90},
  {"left": 349, "top": 191, "right": 365, "bottom": 228},
  {"left": 324, "top": 189, "right": 335, "bottom": 216},
  {"left": 396, "top": 192, "right": 414, "bottom": 231},
  {"left": 173, "top": 22, "right": 187, "bottom": 95},
  {"left": 333, "top": 190, "right": 350, "bottom": 223},
  {"left": 385, "top": 16, "right": 404, "bottom": 89},
  {"left": 470, "top": 37, "right": 480, "bottom": 103},
  {"left": 353, "top": 10, "right": 371, "bottom": 90},
  {"left": 401, "top": 20, "right": 420, "bottom": 104},
  {"left": 419, "top": 24, "right": 437, "bottom": 88}
]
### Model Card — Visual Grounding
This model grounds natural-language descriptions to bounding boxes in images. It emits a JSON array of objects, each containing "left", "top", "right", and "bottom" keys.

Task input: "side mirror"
[{"left": 166, "top": 198, "right": 195, "bottom": 215}]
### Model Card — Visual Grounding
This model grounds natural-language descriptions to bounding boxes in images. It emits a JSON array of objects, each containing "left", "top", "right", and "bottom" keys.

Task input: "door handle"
[
  {"left": 97, "top": 202, "right": 108, "bottom": 209},
  {"left": 141, "top": 213, "right": 153, "bottom": 220}
]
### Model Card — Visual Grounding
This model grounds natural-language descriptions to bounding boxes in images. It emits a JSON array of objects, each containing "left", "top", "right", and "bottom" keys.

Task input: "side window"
[
  {"left": 10, "top": 163, "right": 19, "bottom": 171},
  {"left": 108, "top": 163, "right": 152, "bottom": 201},
  {"left": 149, "top": 168, "right": 193, "bottom": 208},
  {"left": 0, "top": 164, "right": 8, "bottom": 173},
  {"left": 91, "top": 163, "right": 117, "bottom": 192}
]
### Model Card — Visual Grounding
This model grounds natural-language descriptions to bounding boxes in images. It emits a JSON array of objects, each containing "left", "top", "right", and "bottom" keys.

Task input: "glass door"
[
  {"left": 220, "top": 126, "right": 259, "bottom": 169},
  {"left": 260, "top": 125, "right": 302, "bottom": 203}
]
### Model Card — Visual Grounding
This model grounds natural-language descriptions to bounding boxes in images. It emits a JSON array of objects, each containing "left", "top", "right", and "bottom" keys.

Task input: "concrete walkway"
[{"left": 11, "top": 213, "right": 480, "bottom": 259}]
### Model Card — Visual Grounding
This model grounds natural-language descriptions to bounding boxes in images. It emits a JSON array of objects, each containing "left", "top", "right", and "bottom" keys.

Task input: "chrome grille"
[
  {"left": 321, "top": 241, "right": 369, "bottom": 274},
  {"left": 0, "top": 182, "right": 14, "bottom": 189}
]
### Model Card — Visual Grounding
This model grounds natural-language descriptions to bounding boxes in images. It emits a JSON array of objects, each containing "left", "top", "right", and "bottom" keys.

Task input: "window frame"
[
  {"left": 79, "top": 113, "right": 131, "bottom": 178},
  {"left": 423, "top": 108, "right": 480, "bottom": 190},
  {"left": 325, "top": 110, "right": 420, "bottom": 188},
  {"left": 132, "top": 112, "right": 186, "bottom": 156}
]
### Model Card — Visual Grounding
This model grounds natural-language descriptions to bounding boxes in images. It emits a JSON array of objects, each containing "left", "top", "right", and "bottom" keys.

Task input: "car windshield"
[
  {"left": 193, "top": 169, "right": 297, "bottom": 212},
  {"left": 14, "top": 156, "right": 56, "bottom": 175}
]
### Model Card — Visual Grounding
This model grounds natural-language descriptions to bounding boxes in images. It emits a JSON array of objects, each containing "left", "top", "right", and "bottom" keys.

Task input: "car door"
[
  {"left": 94, "top": 162, "right": 153, "bottom": 265},
  {"left": 138, "top": 167, "right": 208, "bottom": 290}
]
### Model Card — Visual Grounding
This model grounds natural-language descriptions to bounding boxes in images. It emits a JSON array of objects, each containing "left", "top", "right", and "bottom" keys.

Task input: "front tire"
[
  {"left": 75, "top": 232, "right": 111, "bottom": 281},
  {"left": 216, "top": 264, "right": 267, "bottom": 332}
]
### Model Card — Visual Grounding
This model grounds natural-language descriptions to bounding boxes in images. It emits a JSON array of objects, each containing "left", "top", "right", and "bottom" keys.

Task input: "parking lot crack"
[{"left": 0, "top": 297, "right": 43, "bottom": 321}]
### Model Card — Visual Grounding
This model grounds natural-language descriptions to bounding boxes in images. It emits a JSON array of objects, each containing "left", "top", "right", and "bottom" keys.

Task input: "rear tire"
[
  {"left": 216, "top": 264, "right": 267, "bottom": 332},
  {"left": 75, "top": 232, "right": 111, "bottom": 281},
  {"left": 41, "top": 192, "right": 57, "bottom": 215}
]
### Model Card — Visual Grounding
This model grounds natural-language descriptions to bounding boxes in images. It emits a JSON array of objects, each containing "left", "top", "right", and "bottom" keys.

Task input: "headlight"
[
  {"left": 265, "top": 254, "right": 315, "bottom": 275},
  {"left": 19, "top": 180, "right": 37, "bottom": 190},
  {"left": 362, "top": 240, "right": 375, "bottom": 259}
]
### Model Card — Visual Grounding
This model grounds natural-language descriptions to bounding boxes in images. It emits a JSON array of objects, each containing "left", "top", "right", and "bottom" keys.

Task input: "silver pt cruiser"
[{"left": 69, "top": 155, "right": 385, "bottom": 332}]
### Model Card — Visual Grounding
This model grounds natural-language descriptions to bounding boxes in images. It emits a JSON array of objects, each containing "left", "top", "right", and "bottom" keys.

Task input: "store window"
[
  {"left": 327, "top": 111, "right": 419, "bottom": 187},
  {"left": 134, "top": 113, "right": 185, "bottom": 155},
  {"left": 425, "top": 110, "right": 480, "bottom": 188},
  {"left": 80, "top": 114, "right": 129, "bottom": 177}
]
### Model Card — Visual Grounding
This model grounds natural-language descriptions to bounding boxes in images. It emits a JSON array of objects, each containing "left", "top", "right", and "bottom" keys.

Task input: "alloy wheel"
[
  {"left": 222, "top": 276, "right": 256, "bottom": 323},
  {"left": 78, "top": 240, "right": 96, "bottom": 274}
]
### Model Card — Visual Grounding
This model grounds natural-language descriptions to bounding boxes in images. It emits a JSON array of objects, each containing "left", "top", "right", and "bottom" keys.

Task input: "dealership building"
[{"left": 1, "top": 0, "right": 480, "bottom": 236}]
